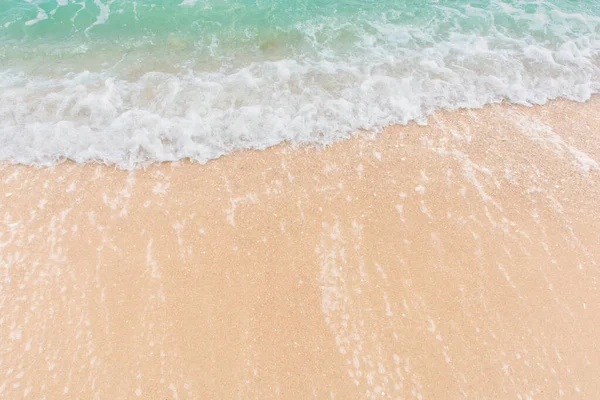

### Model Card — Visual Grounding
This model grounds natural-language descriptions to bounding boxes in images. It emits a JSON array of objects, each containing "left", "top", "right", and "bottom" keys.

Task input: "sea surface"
[{"left": 1, "top": 0, "right": 600, "bottom": 167}]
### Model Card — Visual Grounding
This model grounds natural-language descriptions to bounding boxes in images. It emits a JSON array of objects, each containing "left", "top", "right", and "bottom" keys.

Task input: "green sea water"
[
  {"left": 2, "top": 1, "right": 599, "bottom": 71},
  {"left": 1, "top": 0, "right": 600, "bottom": 166}
]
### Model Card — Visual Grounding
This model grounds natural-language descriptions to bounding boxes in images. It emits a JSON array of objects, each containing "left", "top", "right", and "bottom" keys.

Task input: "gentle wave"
[{"left": 1, "top": 0, "right": 600, "bottom": 167}]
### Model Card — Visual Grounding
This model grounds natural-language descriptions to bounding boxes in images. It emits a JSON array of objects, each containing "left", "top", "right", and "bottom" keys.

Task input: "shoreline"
[
  {"left": 1, "top": 95, "right": 598, "bottom": 171},
  {"left": 1, "top": 97, "right": 600, "bottom": 398}
]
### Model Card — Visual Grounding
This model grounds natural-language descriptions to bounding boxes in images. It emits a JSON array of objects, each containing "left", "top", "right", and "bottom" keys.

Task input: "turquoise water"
[{"left": 1, "top": 0, "right": 600, "bottom": 166}]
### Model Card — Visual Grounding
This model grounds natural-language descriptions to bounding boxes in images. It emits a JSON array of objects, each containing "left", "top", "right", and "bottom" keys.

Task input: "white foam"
[
  {"left": 2, "top": 7, "right": 600, "bottom": 168},
  {"left": 85, "top": 0, "right": 112, "bottom": 33},
  {"left": 24, "top": 7, "right": 48, "bottom": 26}
]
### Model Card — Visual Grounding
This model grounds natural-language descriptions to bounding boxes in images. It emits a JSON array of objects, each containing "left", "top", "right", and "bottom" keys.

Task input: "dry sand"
[{"left": 1, "top": 98, "right": 600, "bottom": 399}]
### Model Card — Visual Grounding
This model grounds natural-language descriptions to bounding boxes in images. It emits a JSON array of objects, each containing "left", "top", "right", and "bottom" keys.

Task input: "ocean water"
[{"left": 1, "top": 0, "right": 600, "bottom": 167}]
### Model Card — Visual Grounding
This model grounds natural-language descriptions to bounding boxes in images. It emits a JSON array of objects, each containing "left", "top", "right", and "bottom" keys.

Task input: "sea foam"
[{"left": 1, "top": 0, "right": 600, "bottom": 167}]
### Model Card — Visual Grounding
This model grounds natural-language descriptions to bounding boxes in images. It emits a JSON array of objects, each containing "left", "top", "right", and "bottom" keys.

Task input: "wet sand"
[{"left": 1, "top": 98, "right": 599, "bottom": 399}]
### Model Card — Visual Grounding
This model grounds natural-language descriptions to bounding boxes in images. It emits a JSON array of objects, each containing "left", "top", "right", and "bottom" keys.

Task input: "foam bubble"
[{"left": 2, "top": 44, "right": 599, "bottom": 168}]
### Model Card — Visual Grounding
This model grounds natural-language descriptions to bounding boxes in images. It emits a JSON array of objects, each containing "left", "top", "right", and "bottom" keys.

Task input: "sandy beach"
[{"left": 1, "top": 98, "right": 599, "bottom": 399}]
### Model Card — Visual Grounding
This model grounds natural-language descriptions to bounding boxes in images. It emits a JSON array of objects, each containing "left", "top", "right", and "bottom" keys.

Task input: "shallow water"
[{"left": 1, "top": 0, "right": 600, "bottom": 166}]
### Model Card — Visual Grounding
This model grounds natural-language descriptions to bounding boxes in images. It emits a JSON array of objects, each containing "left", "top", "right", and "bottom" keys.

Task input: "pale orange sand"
[{"left": 1, "top": 98, "right": 600, "bottom": 399}]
